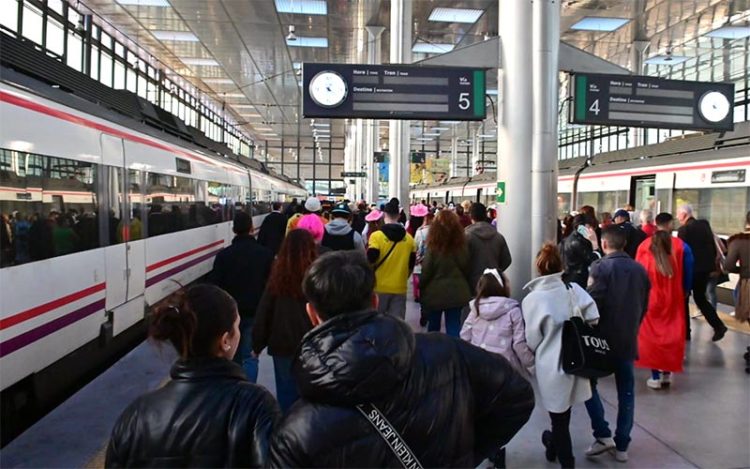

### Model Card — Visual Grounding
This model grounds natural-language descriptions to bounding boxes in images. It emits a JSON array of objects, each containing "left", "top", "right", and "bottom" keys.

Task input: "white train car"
[
  {"left": 411, "top": 122, "right": 750, "bottom": 236},
  {"left": 0, "top": 76, "right": 304, "bottom": 410}
]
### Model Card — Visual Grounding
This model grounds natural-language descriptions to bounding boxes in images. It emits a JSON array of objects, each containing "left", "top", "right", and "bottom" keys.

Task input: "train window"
[
  {"left": 145, "top": 173, "right": 213, "bottom": 236},
  {"left": 674, "top": 187, "right": 750, "bottom": 236},
  {"left": 1, "top": 0, "right": 19, "bottom": 34},
  {"left": 0, "top": 149, "right": 98, "bottom": 268},
  {"left": 251, "top": 189, "right": 272, "bottom": 216},
  {"left": 21, "top": 2, "right": 43, "bottom": 46}
]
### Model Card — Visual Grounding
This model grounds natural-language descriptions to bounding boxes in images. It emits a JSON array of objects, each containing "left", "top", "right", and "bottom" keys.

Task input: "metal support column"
[
  {"left": 497, "top": 0, "right": 533, "bottom": 298},
  {"left": 530, "top": 0, "right": 560, "bottom": 268},
  {"left": 388, "top": 0, "right": 412, "bottom": 206},
  {"left": 365, "top": 26, "right": 385, "bottom": 203}
]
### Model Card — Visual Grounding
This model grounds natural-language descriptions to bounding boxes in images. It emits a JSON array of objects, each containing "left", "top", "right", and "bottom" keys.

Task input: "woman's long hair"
[
  {"left": 474, "top": 272, "right": 511, "bottom": 313},
  {"left": 267, "top": 229, "right": 318, "bottom": 300},
  {"left": 407, "top": 216, "right": 424, "bottom": 236},
  {"left": 427, "top": 209, "right": 465, "bottom": 255},
  {"left": 650, "top": 230, "right": 674, "bottom": 277}
]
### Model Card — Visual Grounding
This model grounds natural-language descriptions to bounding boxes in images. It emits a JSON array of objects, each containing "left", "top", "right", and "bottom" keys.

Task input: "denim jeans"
[
  {"left": 584, "top": 359, "right": 635, "bottom": 452},
  {"left": 706, "top": 275, "right": 719, "bottom": 310},
  {"left": 427, "top": 307, "right": 462, "bottom": 337},
  {"left": 233, "top": 316, "right": 259, "bottom": 383},
  {"left": 273, "top": 356, "right": 299, "bottom": 413}
]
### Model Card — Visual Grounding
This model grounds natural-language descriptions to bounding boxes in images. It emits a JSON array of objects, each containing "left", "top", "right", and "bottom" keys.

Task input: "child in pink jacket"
[
  {"left": 461, "top": 269, "right": 535, "bottom": 375},
  {"left": 461, "top": 269, "right": 534, "bottom": 468}
]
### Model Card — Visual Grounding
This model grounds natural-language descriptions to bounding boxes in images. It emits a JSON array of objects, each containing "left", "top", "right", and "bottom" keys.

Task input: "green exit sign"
[{"left": 496, "top": 181, "right": 506, "bottom": 204}]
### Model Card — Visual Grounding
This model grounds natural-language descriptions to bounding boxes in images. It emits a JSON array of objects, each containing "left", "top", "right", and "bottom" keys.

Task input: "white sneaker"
[
  {"left": 646, "top": 378, "right": 662, "bottom": 389},
  {"left": 585, "top": 437, "right": 615, "bottom": 456},
  {"left": 614, "top": 450, "right": 628, "bottom": 462}
]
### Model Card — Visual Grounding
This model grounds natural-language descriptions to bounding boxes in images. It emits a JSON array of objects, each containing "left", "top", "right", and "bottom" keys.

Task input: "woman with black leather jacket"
[
  {"left": 105, "top": 284, "right": 280, "bottom": 468},
  {"left": 559, "top": 214, "right": 601, "bottom": 288}
]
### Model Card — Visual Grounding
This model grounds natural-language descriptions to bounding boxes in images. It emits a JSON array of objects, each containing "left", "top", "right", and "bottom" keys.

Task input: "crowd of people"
[{"left": 104, "top": 196, "right": 749, "bottom": 468}]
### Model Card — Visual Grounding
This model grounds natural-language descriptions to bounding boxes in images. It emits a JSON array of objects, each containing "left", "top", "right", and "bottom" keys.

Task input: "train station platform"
[{"left": 2, "top": 298, "right": 748, "bottom": 469}]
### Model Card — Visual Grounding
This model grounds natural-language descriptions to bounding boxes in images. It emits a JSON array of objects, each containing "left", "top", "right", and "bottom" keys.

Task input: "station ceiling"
[{"left": 81, "top": 0, "right": 749, "bottom": 167}]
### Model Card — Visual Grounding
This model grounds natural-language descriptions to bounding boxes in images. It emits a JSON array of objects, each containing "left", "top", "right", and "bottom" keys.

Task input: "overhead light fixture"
[
  {"left": 645, "top": 54, "right": 689, "bottom": 65},
  {"left": 232, "top": 104, "right": 257, "bottom": 109},
  {"left": 152, "top": 30, "right": 199, "bottom": 42},
  {"left": 286, "top": 25, "right": 297, "bottom": 42},
  {"left": 239, "top": 112, "right": 261, "bottom": 118},
  {"left": 219, "top": 93, "right": 246, "bottom": 99},
  {"left": 116, "top": 0, "right": 170, "bottom": 6},
  {"left": 275, "top": 0, "right": 327, "bottom": 15},
  {"left": 422, "top": 132, "right": 441, "bottom": 136},
  {"left": 312, "top": 122, "right": 330, "bottom": 127},
  {"left": 486, "top": 89, "right": 498, "bottom": 96},
  {"left": 478, "top": 134, "right": 496, "bottom": 138},
  {"left": 431, "top": 126, "right": 449, "bottom": 131},
  {"left": 203, "top": 78, "right": 234, "bottom": 84},
  {"left": 412, "top": 42, "right": 455, "bottom": 54},
  {"left": 428, "top": 7, "right": 484, "bottom": 24},
  {"left": 570, "top": 17, "right": 630, "bottom": 32},
  {"left": 181, "top": 57, "right": 219, "bottom": 66},
  {"left": 287, "top": 36, "right": 328, "bottom": 48},
  {"left": 706, "top": 25, "right": 750, "bottom": 39},
  {"left": 416, "top": 138, "right": 433, "bottom": 141},
  {"left": 439, "top": 121, "right": 461, "bottom": 125}
]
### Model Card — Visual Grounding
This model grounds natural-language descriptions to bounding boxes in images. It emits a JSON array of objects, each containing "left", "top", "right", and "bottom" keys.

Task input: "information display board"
[
  {"left": 570, "top": 73, "right": 735, "bottom": 131},
  {"left": 303, "top": 63, "right": 486, "bottom": 121}
]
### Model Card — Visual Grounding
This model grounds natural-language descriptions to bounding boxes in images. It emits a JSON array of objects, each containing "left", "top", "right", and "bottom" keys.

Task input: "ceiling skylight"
[
  {"left": 181, "top": 57, "right": 219, "bottom": 66},
  {"left": 644, "top": 55, "right": 689, "bottom": 65},
  {"left": 412, "top": 42, "right": 455, "bottom": 54},
  {"left": 706, "top": 25, "right": 750, "bottom": 39},
  {"left": 287, "top": 37, "right": 328, "bottom": 48},
  {"left": 570, "top": 17, "right": 630, "bottom": 32},
  {"left": 275, "top": 0, "right": 327, "bottom": 15},
  {"left": 117, "top": 0, "right": 170, "bottom": 6},
  {"left": 152, "top": 30, "right": 199, "bottom": 41},
  {"left": 428, "top": 7, "right": 484, "bottom": 24}
]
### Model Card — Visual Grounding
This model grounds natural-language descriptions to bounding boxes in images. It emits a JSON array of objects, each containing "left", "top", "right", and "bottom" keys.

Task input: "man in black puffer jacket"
[{"left": 270, "top": 251, "right": 534, "bottom": 468}]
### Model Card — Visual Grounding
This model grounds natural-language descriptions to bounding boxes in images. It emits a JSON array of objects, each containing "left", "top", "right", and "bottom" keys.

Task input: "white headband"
[{"left": 483, "top": 268, "right": 504, "bottom": 287}]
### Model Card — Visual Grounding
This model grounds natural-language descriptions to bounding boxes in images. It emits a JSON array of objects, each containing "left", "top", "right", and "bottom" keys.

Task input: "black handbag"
[{"left": 561, "top": 283, "right": 614, "bottom": 379}]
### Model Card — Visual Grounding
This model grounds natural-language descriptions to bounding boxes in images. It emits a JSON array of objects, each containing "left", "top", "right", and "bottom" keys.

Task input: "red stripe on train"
[
  {"left": 146, "top": 240, "right": 225, "bottom": 272},
  {"left": 0, "top": 283, "right": 106, "bottom": 331}
]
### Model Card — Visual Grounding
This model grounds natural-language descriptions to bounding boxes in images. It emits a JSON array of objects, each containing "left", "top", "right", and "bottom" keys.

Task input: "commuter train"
[
  {"left": 411, "top": 121, "right": 750, "bottom": 237},
  {"left": 0, "top": 73, "right": 305, "bottom": 433}
]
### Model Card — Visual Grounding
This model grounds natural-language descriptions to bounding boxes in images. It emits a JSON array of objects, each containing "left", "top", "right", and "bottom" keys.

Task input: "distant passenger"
[
  {"left": 406, "top": 204, "right": 427, "bottom": 237},
  {"left": 579, "top": 205, "right": 602, "bottom": 246},
  {"left": 351, "top": 201, "right": 368, "bottom": 234},
  {"left": 613, "top": 209, "right": 647, "bottom": 259},
  {"left": 367, "top": 201, "right": 416, "bottom": 319},
  {"left": 560, "top": 214, "right": 600, "bottom": 288},
  {"left": 522, "top": 244, "right": 599, "bottom": 469},
  {"left": 253, "top": 230, "right": 318, "bottom": 412},
  {"left": 636, "top": 229, "right": 688, "bottom": 389},
  {"left": 420, "top": 209, "right": 472, "bottom": 337},
  {"left": 147, "top": 204, "right": 169, "bottom": 237},
  {"left": 286, "top": 197, "right": 326, "bottom": 234},
  {"left": 209, "top": 212, "right": 274, "bottom": 382},
  {"left": 724, "top": 211, "right": 749, "bottom": 324},
  {"left": 0, "top": 213, "right": 12, "bottom": 266},
  {"left": 269, "top": 251, "right": 534, "bottom": 467},
  {"left": 638, "top": 209, "right": 657, "bottom": 237},
  {"left": 656, "top": 212, "right": 694, "bottom": 300},
  {"left": 410, "top": 205, "right": 430, "bottom": 306},
  {"left": 456, "top": 204, "right": 472, "bottom": 228},
  {"left": 296, "top": 213, "right": 329, "bottom": 255},
  {"left": 465, "top": 202, "right": 512, "bottom": 294},
  {"left": 321, "top": 202, "right": 365, "bottom": 251},
  {"left": 283, "top": 197, "right": 299, "bottom": 219},
  {"left": 105, "top": 284, "right": 280, "bottom": 467},
  {"left": 676, "top": 204, "right": 727, "bottom": 341},
  {"left": 53, "top": 215, "right": 78, "bottom": 256},
  {"left": 584, "top": 226, "right": 650, "bottom": 463},
  {"left": 257, "top": 202, "right": 287, "bottom": 255},
  {"left": 13, "top": 212, "right": 31, "bottom": 264},
  {"left": 362, "top": 209, "right": 383, "bottom": 245}
]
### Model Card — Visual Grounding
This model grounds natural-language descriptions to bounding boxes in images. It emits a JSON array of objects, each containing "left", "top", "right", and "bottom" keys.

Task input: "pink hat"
[
  {"left": 410, "top": 204, "right": 429, "bottom": 217},
  {"left": 365, "top": 209, "right": 383, "bottom": 222},
  {"left": 296, "top": 214, "right": 324, "bottom": 242}
]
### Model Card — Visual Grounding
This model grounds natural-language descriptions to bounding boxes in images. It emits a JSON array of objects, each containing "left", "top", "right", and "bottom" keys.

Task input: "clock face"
[
  {"left": 309, "top": 71, "right": 348, "bottom": 108},
  {"left": 698, "top": 91, "right": 730, "bottom": 123}
]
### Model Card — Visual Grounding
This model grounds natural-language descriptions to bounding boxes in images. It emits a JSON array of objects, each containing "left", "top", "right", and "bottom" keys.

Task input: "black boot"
[
  {"left": 489, "top": 447, "right": 506, "bottom": 469},
  {"left": 542, "top": 430, "right": 556, "bottom": 462}
]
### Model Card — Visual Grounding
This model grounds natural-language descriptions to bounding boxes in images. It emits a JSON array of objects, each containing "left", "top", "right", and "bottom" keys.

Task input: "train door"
[
  {"left": 630, "top": 175, "right": 657, "bottom": 214},
  {"left": 477, "top": 188, "right": 482, "bottom": 203}
]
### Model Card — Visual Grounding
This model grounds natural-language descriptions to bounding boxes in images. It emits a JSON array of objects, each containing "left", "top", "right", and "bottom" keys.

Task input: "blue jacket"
[
  {"left": 587, "top": 251, "right": 651, "bottom": 360},
  {"left": 682, "top": 241, "right": 694, "bottom": 293}
]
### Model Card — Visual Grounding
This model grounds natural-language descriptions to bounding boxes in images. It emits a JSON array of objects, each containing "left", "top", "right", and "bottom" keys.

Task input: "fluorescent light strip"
[
  {"left": 570, "top": 17, "right": 630, "bottom": 32},
  {"left": 422, "top": 133, "right": 441, "bottom": 136},
  {"left": 706, "top": 25, "right": 750, "bottom": 39},
  {"left": 312, "top": 123, "right": 330, "bottom": 127},
  {"left": 117, "top": 0, "right": 170, "bottom": 6},
  {"left": 152, "top": 30, "right": 199, "bottom": 42},
  {"left": 428, "top": 7, "right": 484, "bottom": 24},
  {"left": 203, "top": 78, "right": 234, "bottom": 84},
  {"left": 181, "top": 57, "right": 219, "bottom": 66},
  {"left": 275, "top": 0, "right": 327, "bottom": 15},
  {"left": 232, "top": 104, "right": 257, "bottom": 109},
  {"left": 287, "top": 37, "right": 328, "bottom": 48},
  {"left": 486, "top": 89, "right": 498, "bottom": 96},
  {"left": 644, "top": 55, "right": 689, "bottom": 65},
  {"left": 431, "top": 127, "right": 449, "bottom": 131},
  {"left": 220, "top": 93, "right": 246, "bottom": 98},
  {"left": 412, "top": 42, "right": 455, "bottom": 54}
]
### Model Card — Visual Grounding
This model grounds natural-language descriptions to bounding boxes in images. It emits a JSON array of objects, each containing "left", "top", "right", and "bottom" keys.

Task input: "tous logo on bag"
[{"left": 581, "top": 335, "right": 610, "bottom": 354}]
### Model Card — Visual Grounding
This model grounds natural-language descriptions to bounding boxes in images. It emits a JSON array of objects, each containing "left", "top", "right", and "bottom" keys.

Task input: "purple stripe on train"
[
  {"left": 0, "top": 299, "right": 106, "bottom": 359},
  {"left": 145, "top": 249, "right": 221, "bottom": 288}
]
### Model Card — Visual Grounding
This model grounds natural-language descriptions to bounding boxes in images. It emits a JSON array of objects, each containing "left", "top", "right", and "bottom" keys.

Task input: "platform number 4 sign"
[{"left": 496, "top": 181, "right": 506, "bottom": 204}]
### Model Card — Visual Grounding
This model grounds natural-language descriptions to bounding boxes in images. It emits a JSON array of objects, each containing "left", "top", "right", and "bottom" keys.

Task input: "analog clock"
[
  {"left": 309, "top": 71, "right": 348, "bottom": 108},
  {"left": 698, "top": 91, "right": 730, "bottom": 123}
]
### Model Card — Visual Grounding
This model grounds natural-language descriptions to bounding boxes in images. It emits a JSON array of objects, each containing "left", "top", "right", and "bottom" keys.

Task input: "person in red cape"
[{"left": 635, "top": 229, "right": 686, "bottom": 389}]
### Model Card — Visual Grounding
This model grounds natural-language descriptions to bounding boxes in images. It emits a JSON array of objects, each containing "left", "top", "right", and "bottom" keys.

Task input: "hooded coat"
[
  {"left": 465, "top": 221, "right": 512, "bottom": 292},
  {"left": 461, "top": 297, "right": 535, "bottom": 376},
  {"left": 270, "top": 310, "right": 534, "bottom": 468}
]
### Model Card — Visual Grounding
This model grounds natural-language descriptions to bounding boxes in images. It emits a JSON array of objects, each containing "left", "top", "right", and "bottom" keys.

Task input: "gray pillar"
[
  {"left": 450, "top": 133, "right": 458, "bottom": 179},
  {"left": 471, "top": 126, "right": 481, "bottom": 176},
  {"left": 388, "top": 0, "right": 411, "bottom": 207},
  {"left": 530, "top": 0, "right": 560, "bottom": 271},
  {"left": 366, "top": 26, "right": 385, "bottom": 203},
  {"left": 497, "top": 0, "right": 533, "bottom": 298}
]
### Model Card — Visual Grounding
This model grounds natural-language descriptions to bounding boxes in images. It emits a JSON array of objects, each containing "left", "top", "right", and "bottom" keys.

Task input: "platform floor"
[{"left": 2, "top": 298, "right": 748, "bottom": 468}]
